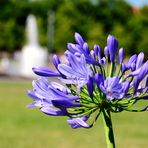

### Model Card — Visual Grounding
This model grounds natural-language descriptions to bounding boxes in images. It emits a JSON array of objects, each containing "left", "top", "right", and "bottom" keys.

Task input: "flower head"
[
  {"left": 58, "top": 53, "right": 93, "bottom": 89},
  {"left": 100, "top": 76, "right": 125, "bottom": 100},
  {"left": 27, "top": 33, "right": 148, "bottom": 129},
  {"left": 28, "top": 78, "right": 80, "bottom": 116}
]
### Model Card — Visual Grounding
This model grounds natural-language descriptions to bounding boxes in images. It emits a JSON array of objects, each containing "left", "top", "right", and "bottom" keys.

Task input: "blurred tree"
[
  {"left": 0, "top": 0, "right": 61, "bottom": 52},
  {"left": 111, "top": 23, "right": 133, "bottom": 55},
  {"left": 137, "top": 28, "right": 148, "bottom": 56},
  {"left": 0, "top": 0, "right": 147, "bottom": 57},
  {"left": 0, "top": 19, "right": 23, "bottom": 51},
  {"left": 0, "top": 0, "right": 29, "bottom": 51},
  {"left": 137, "top": 6, "right": 148, "bottom": 56},
  {"left": 126, "top": 6, "right": 148, "bottom": 56},
  {"left": 54, "top": 0, "right": 94, "bottom": 52},
  {"left": 92, "top": 0, "right": 133, "bottom": 32}
]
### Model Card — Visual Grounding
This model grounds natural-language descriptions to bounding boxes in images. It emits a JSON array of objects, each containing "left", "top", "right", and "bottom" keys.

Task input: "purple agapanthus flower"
[
  {"left": 121, "top": 54, "right": 137, "bottom": 72},
  {"left": 58, "top": 53, "right": 93, "bottom": 89},
  {"left": 27, "top": 33, "right": 148, "bottom": 129},
  {"left": 67, "top": 33, "right": 100, "bottom": 65},
  {"left": 28, "top": 78, "right": 80, "bottom": 116},
  {"left": 99, "top": 76, "right": 127, "bottom": 100}
]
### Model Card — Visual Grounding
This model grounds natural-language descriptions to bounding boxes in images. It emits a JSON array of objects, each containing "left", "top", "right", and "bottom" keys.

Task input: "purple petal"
[
  {"left": 118, "top": 48, "right": 124, "bottom": 64},
  {"left": 83, "top": 42, "right": 90, "bottom": 54},
  {"left": 27, "top": 90, "right": 41, "bottom": 101},
  {"left": 90, "top": 50, "right": 95, "bottom": 60},
  {"left": 27, "top": 102, "right": 37, "bottom": 108},
  {"left": 107, "top": 35, "right": 118, "bottom": 62},
  {"left": 32, "top": 80, "right": 51, "bottom": 99},
  {"left": 94, "top": 44, "right": 98, "bottom": 56},
  {"left": 67, "top": 43, "right": 81, "bottom": 54},
  {"left": 128, "top": 54, "right": 137, "bottom": 66},
  {"left": 121, "top": 63, "right": 128, "bottom": 72},
  {"left": 48, "top": 85, "right": 79, "bottom": 101},
  {"left": 58, "top": 64, "right": 77, "bottom": 77},
  {"left": 100, "top": 57, "right": 106, "bottom": 65},
  {"left": 99, "top": 84, "right": 107, "bottom": 94},
  {"left": 38, "top": 78, "right": 50, "bottom": 90},
  {"left": 50, "top": 82, "right": 70, "bottom": 93},
  {"left": 52, "top": 100, "right": 81, "bottom": 109},
  {"left": 32, "top": 67, "right": 61, "bottom": 77},
  {"left": 80, "top": 54, "right": 91, "bottom": 75},
  {"left": 109, "top": 76, "right": 120, "bottom": 88},
  {"left": 68, "top": 53, "right": 85, "bottom": 75},
  {"left": 27, "top": 100, "right": 42, "bottom": 108},
  {"left": 136, "top": 52, "right": 144, "bottom": 69},
  {"left": 41, "top": 106, "right": 65, "bottom": 116},
  {"left": 94, "top": 45, "right": 101, "bottom": 60},
  {"left": 131, "top": 63, "right": 136, "bottom": 71},
  {"left": 111, "top": 92, "right": 124, "bottom": 100},
  {"left": 75, "top": 32, "right": 85, "bottom": 46},
  {"left": 67, "top": 116, "right": 90, "bottom": 128},
  {"left": 133, "top": 77, "right": 139, "bottom": 94},
  {"left": 122, "top": 81, "right": 130, "bottom": 94},
  {"left": 106, "top": 94, "right": 114, "bottom": 100},
  {"left": 58, "top": 77, "right": 78, "bottom": 84},
  {"left": 95, "top": 73, "right": 104, "bottom": 88},
  {"left": 87, "top": 76, "right": 94, "bottom": 98},
  {"left": 128, "top": 68, "right": 141, "bottom": 77},
  {"left": 128, "top": 61, "right": 148, "bottom": 78},
  {"left": 138, "top": 61, "right": 148, "bottom": 81},
  {"left": 52, "top": 55, "right": 60, "bottom": 68}
]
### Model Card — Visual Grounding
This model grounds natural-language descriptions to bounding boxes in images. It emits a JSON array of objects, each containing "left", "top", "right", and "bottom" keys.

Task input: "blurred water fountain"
[{"left": 20, "top": 14, "right": 48, "bottom": 77}]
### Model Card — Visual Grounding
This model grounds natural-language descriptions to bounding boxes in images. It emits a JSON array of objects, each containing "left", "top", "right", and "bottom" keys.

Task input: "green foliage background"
[{"left": 0, "top": 0, "right": 148, "bottom": 56}]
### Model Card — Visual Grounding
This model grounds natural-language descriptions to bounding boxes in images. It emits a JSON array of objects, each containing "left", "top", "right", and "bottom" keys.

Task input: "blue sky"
[
  {"left": 91, "top": 0, "right": 148, "bottom": 7},
  {"left": 127, "top": 0, "right": 148, "bottom": 7}
]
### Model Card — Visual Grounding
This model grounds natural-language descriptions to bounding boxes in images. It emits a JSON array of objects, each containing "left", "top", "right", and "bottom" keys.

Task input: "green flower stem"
[
  {"left": 110, "top": 63, "right": 115, "bottom": 77},
  {"left": 105, "top": 57, "right": 109, "bottom": 77},
  {"left": 102, "top": 109, "right": 115, "bottom": 148}
]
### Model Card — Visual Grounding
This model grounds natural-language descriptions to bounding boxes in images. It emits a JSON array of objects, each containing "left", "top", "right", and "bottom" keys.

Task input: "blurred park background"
[
  {"left": 0, "top": 0, "right": 148, "bottom": 147},
  {"left": 0, "top": 0, "right": 148, "bottom": 54}
]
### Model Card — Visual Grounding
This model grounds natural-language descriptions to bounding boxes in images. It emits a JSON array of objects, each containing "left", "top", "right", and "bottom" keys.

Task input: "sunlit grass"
[{"left": 0, "top": 80, "right": 147, "bottom": 148}]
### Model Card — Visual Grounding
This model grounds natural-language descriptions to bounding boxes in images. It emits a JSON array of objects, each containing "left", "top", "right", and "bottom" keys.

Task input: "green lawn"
[{"left": 0, "top": 80, "right": 147, "bottom": 148}]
